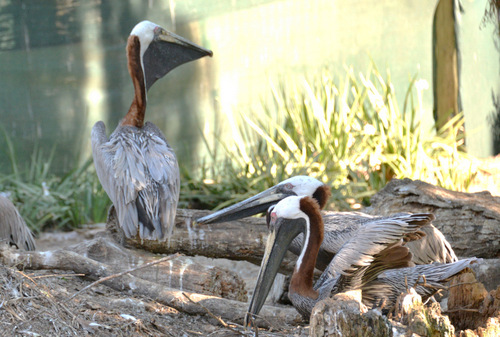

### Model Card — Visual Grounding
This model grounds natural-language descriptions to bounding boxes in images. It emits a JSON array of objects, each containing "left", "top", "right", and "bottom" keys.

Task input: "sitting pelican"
[
  {"left": 196, "top": 176, "right": 457, "bottom": 268},
  {"left": 245, "top": 196, "right": 478, "bottom": 322},
  {"left": 92, "top": 21, "right": 212, "bottom": 240},
  {"left": 0, "top": 194, "right": 36, "bottom": 250}
]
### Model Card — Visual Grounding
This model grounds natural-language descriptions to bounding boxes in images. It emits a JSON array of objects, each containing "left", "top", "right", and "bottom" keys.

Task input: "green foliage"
[
  {"left": 0, "top": 129, "right": 109, "bottom": 233},
  {"left": 187, "top": 66, "right": 477, "bottom": 211}
]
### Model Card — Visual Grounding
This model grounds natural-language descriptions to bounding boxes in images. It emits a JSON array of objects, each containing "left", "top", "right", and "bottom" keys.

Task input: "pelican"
[
  {"left": 196, "top": 176, "right": 457, "bottom": 268},
  {"left": 245, "top": 196, "right": 478, "bottom": 322},
  {"left": 92, "top": 21, "right": 212, "bottom": 240},
  {"left": 0, "top": 194, "right": 36, "bottom": 250}
]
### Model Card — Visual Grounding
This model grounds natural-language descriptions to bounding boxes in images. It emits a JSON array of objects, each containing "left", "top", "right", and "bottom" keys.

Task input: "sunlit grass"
[{"left": 188, "top": 66, "right": 478, "bottom": 211}]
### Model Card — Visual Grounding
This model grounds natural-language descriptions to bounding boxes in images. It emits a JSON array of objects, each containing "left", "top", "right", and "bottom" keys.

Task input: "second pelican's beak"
[
  {"left": 243, "top": 217, "right": 305, "bottom": 327},
  {"left": 196, "top": 185, "right": 295, "bottom": 224}
]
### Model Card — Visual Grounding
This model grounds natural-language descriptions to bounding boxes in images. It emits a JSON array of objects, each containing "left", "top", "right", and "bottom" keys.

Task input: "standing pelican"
[
  {"left": 0, "top": 194, "right": 36, "bottom": 250},
  {"left": 92, "top": 21, "right": 212, "bottom": 241},
  {"left": 196, "top": 176, "right": 457, "bottom": 267},
  {"left": 245, "top": 196, "right": 477, "bottom": 322}
]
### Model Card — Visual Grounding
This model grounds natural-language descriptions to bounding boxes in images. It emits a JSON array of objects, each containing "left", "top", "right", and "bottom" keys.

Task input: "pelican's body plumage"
[
  {"left": 197, "top": 176, "right": 458, "bottom": 267},
  {"left": 245, "top": 196, "right": 478, "bottom": 322},
  {"left": 92, "top": 21, "right": 212, "bottom": 241},
  {"left": 0, "top": 194, "right": 36, "bottom": 250},
  {"left": 92, "top": 121, "right": 180, "bottom": 239}
]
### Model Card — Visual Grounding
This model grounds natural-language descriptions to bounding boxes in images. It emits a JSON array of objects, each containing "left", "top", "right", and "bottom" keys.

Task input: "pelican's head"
[
  {"left": 196, "top": 176, "right": 330, "bottom": 225},
  {"left": 128, "top": 20, "right": 213, "bottom": 91}
]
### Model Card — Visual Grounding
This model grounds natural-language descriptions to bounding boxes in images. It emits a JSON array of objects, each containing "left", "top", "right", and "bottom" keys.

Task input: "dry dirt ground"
[{"left": 0, "top": 227, "right": 306, "bottom": 337}]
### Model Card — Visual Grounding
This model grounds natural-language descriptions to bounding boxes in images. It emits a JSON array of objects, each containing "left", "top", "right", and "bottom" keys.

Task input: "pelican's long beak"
[
  {"left": 196, "top": 186, "right": 294, "bottom": 224},
  {"left": 243, "top": 218, "right": 304, "bottom": 327},
  {"left": 143, "top": 28, "right": 213, "bottom": 91},
  {"left": 156, "top": 28, "right": 213, "bottom": 57}
]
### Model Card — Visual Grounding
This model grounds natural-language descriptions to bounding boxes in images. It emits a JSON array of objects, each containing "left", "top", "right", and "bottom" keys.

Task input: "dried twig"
[
  {"left": 447, "top": 281, "right": 482, "bottom": 288},
  {"left": 443, "top": 308, "right": 480, "bottom": 313},
  {"left": 30, "top": 273, "right": 86, "bottom": 279},
  {"left": 69, "top": 253, "right": 180, "bottom": 299}
]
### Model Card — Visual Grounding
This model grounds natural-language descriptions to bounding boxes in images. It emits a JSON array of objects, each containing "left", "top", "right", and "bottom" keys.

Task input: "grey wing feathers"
[
  {"left": 91, "top": 121, "right": 179, "bottom": 241},
  {"left": 319, "top": 213, "right": 433, "bottom": 292},
  {"left": 363, "top": 257, "right": 479, "bottom": 310},
  {"left": 405, "top": 224, "right": 458, "bottom": 264},
  {"left": 0, "top": 195, "right": 36, "bottom": 251}
]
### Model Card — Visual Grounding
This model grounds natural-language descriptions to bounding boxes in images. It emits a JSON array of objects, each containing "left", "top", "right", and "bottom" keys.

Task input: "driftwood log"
[
  {"left": 0, "top": 245, "right": 299, "bottom": 328},
  {"left": 108, "top": 208, "right": 299, "bottom": 273},
  {"left": 365, "top": 178, "right": 500, "bottom": 258},
  {"left": 67, "top": 236, "right": 247, "bottom": 301}
]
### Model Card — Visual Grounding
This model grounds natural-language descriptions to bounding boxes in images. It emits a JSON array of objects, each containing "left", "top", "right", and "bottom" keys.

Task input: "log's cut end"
[{"left": 447, "top": 271, "right": 490, "bottom": 331}]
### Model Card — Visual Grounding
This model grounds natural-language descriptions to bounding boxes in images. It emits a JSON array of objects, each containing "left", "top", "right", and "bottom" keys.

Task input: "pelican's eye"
[
  {"left": 284, "top": 183, "right": 293, "bottom": 190},
  {"left": 266, "top": 212, "right": 277, "bottom": 228},
  {"left": 266, "top": 205, "right": 275, "bottom": 228}
]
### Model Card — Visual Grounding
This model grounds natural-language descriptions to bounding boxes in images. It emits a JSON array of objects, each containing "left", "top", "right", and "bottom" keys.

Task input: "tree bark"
[
  {"left": 108, "top": 208, "right": 299, "bottom": 274},
  {"left": 365, "top": 178, "right": 500, "bottom": 258},
  {"left": 0, "top": 245, "right": 299, "bottom": 328}
]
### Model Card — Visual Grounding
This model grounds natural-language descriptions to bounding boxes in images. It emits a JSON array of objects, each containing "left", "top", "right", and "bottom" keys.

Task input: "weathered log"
[
  {"left": 365, "top": 178, "right": 500, "bottom": 258},
  {"left": 447, "top": 271, "right": 489, "bottom": 331},
  {"left": 107, "top": 208, "right": 299, "bottom": 273},
  {"left": 0, "top": 245, "right": 300, "bottom": 328},
  {"left": 67, "top": 236, "right": 247, "bottom": 301}
]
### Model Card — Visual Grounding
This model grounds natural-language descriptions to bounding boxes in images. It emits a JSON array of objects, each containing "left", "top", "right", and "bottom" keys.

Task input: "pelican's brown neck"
[
  {"left": 121, "top": 35, "right": 146, "bottom": 127},
  {"left": 289, "top": 197, "right": 324, "bottom": 300},
  {"left": 313, "top": 185, "right": 331, "bottom": 210}
]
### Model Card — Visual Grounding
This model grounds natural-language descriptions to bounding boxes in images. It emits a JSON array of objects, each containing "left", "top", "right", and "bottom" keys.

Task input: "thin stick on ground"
[
  {"left": 70, "top": 253, "right": 180, "bottom": 299},
  {"left": 30, "top": 273, "right": 86, "bottom": 279}
]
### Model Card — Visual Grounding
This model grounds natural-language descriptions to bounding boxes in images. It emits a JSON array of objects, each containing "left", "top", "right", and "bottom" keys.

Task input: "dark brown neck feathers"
[
  {"left": 313, "top": 185, "right": 331, "bottom": 210},
  {"left": 289, "top": 197, "right": 324, "bottom": 300},
  {"left": 121, "top": 35, "right": 146, "bottom": 127}
]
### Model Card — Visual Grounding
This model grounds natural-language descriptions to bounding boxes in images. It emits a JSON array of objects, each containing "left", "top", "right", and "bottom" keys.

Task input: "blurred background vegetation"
[{"left": 0, "top": 0, "right": 498, "bottom": 233}]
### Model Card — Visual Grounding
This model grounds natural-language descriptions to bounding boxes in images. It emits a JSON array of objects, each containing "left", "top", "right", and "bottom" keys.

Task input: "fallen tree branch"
[
  {"left": 70, "top": 253, "right": 180, "bottom": 299},
  {"left": 67, "top": 237, "right": 247, "bottom": 301},
  {"left": 108, "top": 208, "right": 299, "bottom": 274},
  {"left": 0, "top": 245, "right": 300, "bottom": 328}
]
